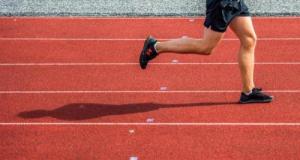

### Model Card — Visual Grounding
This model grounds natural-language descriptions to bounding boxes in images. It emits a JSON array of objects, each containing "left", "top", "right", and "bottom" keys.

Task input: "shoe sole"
[
  {"left": 239, "top": 97, "right": 274, "bottom": 104},
  {"left": 139, "top": 37, "right": 152, "bottom": 69}
]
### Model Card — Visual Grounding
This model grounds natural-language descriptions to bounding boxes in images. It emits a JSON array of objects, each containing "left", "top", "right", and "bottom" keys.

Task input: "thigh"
[
  {"left": 229, "top": 16, "right": 256, "bottom": 41},
  {"left": 204, "top": 0, "right": 250, "bottom": 32}
]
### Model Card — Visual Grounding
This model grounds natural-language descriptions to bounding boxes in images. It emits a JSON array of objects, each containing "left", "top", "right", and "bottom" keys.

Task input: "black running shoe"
[
  {"left": 139, "top": 36, "right": 158, "bottom": 69},
  {"left": 239, "top": 88, "right": 273, "bottom": 104}
]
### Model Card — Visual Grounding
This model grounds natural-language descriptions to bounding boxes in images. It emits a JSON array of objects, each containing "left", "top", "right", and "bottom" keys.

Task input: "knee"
[
  {"left": 202, "top": 46, "right": 215, "bottom": 55},
  {"left": 241, "top": 33, "right": 257, "bottom": 50},
  {"left": 196, "top": 43, "right": 216, "bottom": 55}
]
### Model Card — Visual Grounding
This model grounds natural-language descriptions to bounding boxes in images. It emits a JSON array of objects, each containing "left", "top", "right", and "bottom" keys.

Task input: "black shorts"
[{"left": 204, "top": 0, "right": 250, "bottom": 32}]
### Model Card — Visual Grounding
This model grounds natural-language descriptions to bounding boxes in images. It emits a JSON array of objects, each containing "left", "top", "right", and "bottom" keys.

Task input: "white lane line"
[
  {"left": 0, "top": 90, "right": 241, "bottom": 94},
  {"left": 0, "top": 63, "right": 140, "bottom": 66},
  {"left": 1, "top": 62, "right": 300, "bottom": 66},
  {"left": 0, "top": 90, "right": 299, "bottom": 94},
  {"left": 0, "top": 37, "right": 300, "bottom": 41},
  {"left": 1, "top": 122, "right": 300, "bottom": 126}
]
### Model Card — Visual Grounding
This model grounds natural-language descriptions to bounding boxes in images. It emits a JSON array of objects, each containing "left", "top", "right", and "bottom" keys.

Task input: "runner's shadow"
[{"left": 18, "top": 102, "right": 238, "bottom": 121}]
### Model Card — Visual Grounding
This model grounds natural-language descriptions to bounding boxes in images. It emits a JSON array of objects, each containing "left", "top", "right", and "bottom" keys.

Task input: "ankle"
[
  {"left": 154, "top": 42, "right": 161, "bottom": 53},
  {"left": 243, "top": 87, "right": 254, "bottom": 95},
  {"left": 244, "top": 90, "right": 252, "bottom": 95}
]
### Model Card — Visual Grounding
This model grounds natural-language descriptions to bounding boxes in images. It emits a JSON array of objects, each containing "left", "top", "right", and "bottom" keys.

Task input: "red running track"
[
  {"left": 2, "top": 126, "right": 300, "bottom": 159},
  {"left": 0, "top": 65, "right": 300, "bottom": 91},
  {"left": 1, "top": 40, "right": 300, "bottom": 63},
  {"left": 0, "top": 17, "right": 300, "bottom": 38},
  {"left": 1, "top": 17, "right": 300, "bottom": 160}
]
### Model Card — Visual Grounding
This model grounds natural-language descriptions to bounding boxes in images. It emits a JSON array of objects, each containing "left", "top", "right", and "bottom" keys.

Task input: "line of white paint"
[
  {"left": 1, "top": 122, "right": 300, "bottom": 126},
  {"left": 0, "top": 90, "right": 299, "bottom": 94},
  {"left": 1, "top": 62, "right": 300, "bottom": 66},
  {"left": 0, "top": 37, "right": 300, "bottom": 41},
  {"left": 0, "top": 62, "right": 139, "bottom": 66}
]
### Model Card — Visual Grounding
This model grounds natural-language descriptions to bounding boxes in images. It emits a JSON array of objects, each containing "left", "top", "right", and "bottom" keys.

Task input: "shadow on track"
[{"left": 18, "top": 102, "right": 238, "bottom": 120}]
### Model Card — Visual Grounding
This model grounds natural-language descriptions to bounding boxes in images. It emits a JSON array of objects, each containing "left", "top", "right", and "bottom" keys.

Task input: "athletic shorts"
[{"left": 204, "top": 0, "right": 250, "bottom": 32}]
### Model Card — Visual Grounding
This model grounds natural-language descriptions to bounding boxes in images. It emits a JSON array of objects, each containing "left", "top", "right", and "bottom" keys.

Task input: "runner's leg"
[
  {"left": 229, "top": 16, "right": 257, "bottom": 93},
  {"left": 155, "top": 27, "right": 224, "bottom": 55}
]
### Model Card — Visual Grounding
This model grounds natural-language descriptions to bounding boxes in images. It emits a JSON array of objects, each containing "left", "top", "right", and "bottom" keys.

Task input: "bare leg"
[
  {"left": 230, "top": 16, "right": 257, "bottom": 93},
  {"left": 155, "top": 28, "right": 224, "bottom": 55}
]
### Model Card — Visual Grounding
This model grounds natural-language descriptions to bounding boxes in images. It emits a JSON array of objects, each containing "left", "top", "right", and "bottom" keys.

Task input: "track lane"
[
  {"left": 0, "top": 17, "right": 300, "bottom": 39},
  {"left": 1, "top": 40, "right": 300, "bottom": 63},
  {"left": 1, "top": 93, "right": 300, "bottom": 123},
  {"left": 0, "top": 65, "right": 299, "bottom": 91},
  {"left": 1, "top": 125, "right": 300, "bottom": 159}
]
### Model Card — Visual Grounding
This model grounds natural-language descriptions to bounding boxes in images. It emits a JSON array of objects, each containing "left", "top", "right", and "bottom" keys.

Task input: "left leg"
[
  {"left": 229, "top": 16, "right": 256, "bottom": 93},
  {"left": 230, "top": 16, "right": 273, "bottom": 103}
]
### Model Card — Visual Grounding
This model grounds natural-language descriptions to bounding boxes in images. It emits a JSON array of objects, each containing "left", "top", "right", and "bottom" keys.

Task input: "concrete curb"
[{"left": 0, "top": 0, "right": 299, "bottom": 16}]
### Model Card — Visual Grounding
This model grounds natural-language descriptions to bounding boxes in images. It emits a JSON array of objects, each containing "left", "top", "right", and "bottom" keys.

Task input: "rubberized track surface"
[{"left": 1, "top": 17, "right": 300, "bottom": 159}]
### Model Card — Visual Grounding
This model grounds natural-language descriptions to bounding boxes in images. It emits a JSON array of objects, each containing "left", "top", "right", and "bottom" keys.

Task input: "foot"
[
  {"left": 239, "top": 88, "right": 273, "bottom": 104},
  {"left": 139, "top": 36, "right": 158, "bottom": 69}
]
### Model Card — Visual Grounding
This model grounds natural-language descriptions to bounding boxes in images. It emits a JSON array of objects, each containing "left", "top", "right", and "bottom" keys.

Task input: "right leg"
[{"left": 155, "top": 27, "right": 224, "bottom": 55}]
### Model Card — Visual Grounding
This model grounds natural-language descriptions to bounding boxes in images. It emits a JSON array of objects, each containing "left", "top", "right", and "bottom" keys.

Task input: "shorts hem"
[
  {"left": 204, "top": 23, "right": 226, "bottom": 33},
  {"left": 204, "top": 13, "right": 251, "bottom": 33}
]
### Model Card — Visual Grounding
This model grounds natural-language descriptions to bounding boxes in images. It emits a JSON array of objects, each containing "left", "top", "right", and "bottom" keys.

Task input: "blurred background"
[{"left": 0, "top": 0, "right": 299, "bottom": 16}]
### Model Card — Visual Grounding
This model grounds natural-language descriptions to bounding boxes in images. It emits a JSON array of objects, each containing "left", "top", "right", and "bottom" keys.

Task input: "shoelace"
[
  {"left": 252, "top": 88, "right": 271, "bottom": 98},
  {"left": 253, "top": 88, "right": 262, "bottom": 92}
]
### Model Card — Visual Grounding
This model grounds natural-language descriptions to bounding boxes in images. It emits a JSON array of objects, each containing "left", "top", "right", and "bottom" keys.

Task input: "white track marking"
[
  {"left": 0, "top": 62, "right": 141, "bottom": 66},
  {"left": 0, "top": 90, "right": 299, "bottom": 94},
  {"left": 0, "top": 37, "right": 300, "bottom": 41},
  {"left": 1, "top": 62, "right": 300, "bottom": 66},
  {"left": 0, "top": 38, "right": 147, "bottom": 41},
  {"left": 1, "top": 122, "right": 300, "bottom": 126}
]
